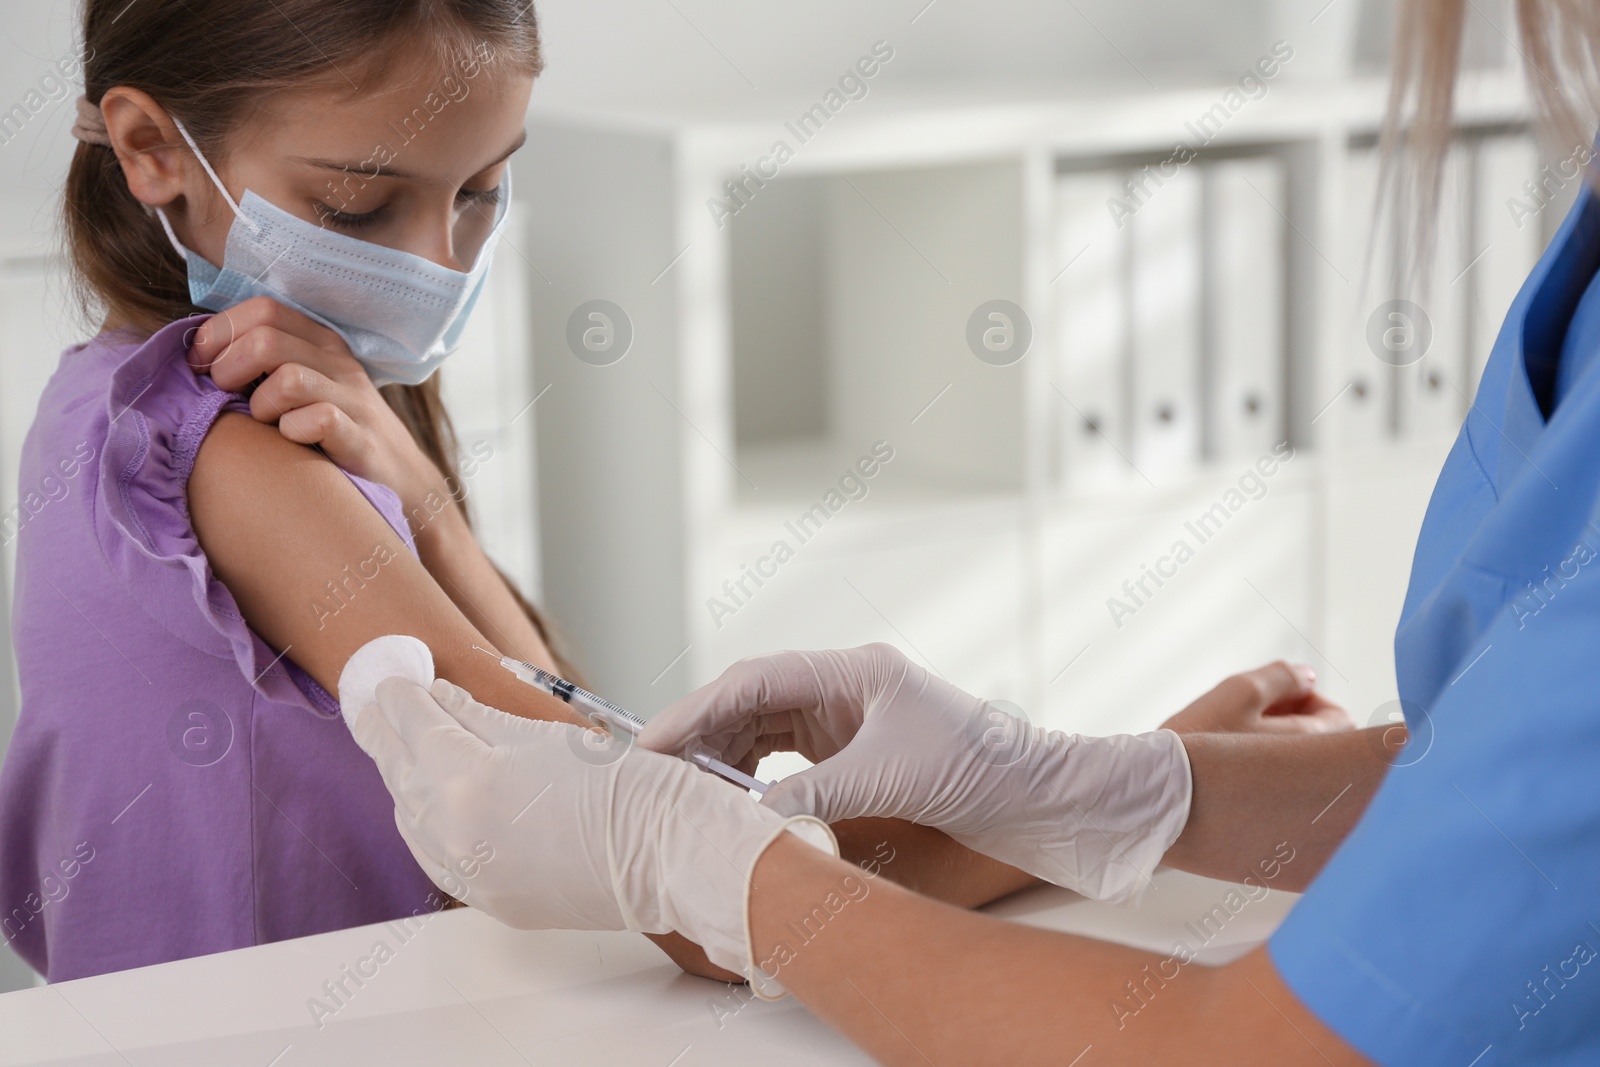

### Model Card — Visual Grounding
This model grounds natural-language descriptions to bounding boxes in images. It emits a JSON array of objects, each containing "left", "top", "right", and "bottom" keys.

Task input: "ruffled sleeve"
[{"left": 92, "top": 314, "right": 419, "bottom": 718}]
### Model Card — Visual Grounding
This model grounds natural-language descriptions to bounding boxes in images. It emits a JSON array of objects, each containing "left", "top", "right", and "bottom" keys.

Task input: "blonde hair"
[{"left": 1384, "top": 0, "right": 1599, "bottom": 292}]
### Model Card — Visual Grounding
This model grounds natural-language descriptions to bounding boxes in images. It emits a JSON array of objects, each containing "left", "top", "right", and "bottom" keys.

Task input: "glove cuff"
[
  {"left": 1083, "top": 727, "right": 1193, "bottom": 903},
  {"left": 1138, "top": 727, "right": 1194, "bottom": 886},
  {"left": 744, "top": 816, "right": 838, "bottom": 1002},
  {"left": 956, "top": 724, "right": 1193, "bottom": 903}
]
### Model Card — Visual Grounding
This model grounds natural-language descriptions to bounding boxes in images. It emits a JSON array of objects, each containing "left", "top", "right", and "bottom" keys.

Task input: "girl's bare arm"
[{"left": 189, "top": 411, "right": 578, "bottom": 724}]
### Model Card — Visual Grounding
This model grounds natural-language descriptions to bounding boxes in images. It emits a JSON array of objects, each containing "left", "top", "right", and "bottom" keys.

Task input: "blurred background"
[{"left": 0, "top": 0, "right": 1565, "bottom": 988}]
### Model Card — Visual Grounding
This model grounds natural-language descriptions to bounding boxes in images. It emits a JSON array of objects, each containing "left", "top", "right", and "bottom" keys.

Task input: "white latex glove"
[
  {"left": 640, "top": 644, "right": 1192, "bottom": 903},
  {"left": 349, "top": 675, "right": 837, "bottom": 998}
]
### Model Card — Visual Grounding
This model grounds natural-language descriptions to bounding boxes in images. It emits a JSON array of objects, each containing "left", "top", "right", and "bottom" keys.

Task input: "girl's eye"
[
  {"left": 313, "top": 202, "right": 383, "bottom": 230},
  {"left": 457, "top": 185, "right": 501, "bottom": 211},
  {"left": 310, "top": 185, "right": 497, "bottom": 230}
]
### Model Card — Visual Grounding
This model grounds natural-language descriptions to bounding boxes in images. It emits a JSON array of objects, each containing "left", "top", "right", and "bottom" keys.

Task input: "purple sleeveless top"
[{"left": 0, "top": 315, "right": 438, "bottom": 981}]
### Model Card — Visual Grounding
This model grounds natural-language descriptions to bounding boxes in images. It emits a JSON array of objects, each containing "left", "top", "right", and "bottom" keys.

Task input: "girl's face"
[{"left": 156, "top": 51, "right": 534, "bottom": 274}]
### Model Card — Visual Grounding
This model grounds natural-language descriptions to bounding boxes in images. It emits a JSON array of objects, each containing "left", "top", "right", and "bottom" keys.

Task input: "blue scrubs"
[{"left": 1268, "top": 180, "right": 1600, "bottom": 1065}]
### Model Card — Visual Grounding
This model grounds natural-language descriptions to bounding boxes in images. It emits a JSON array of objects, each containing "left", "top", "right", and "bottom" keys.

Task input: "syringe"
[{"left": 480, "top": 648, "right": 770, "bottom": 795}]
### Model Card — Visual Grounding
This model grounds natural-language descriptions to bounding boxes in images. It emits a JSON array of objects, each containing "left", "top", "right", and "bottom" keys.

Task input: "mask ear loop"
[
  {"left": 152, "top": 113, "right": 260, "bottom": 259},
  {"left": 169, "top": 115, "right": 251, "bottom": 227},
  {"left": 152, "top": 203, "right": 191, "bottom": 261}
]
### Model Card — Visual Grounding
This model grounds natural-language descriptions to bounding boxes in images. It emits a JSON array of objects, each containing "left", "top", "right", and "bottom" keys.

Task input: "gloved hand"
[
  {"left": 639, "top": 644, "right": 1192, "bottom": 903},
  {"left": 350, "top": 675, "right": 837, "bottom": 998}
]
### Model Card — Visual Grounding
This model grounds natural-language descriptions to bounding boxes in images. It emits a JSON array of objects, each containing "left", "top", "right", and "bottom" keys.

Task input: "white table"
[{"left": 0, "top": 869, "right": 1295, "bottom": 1066}]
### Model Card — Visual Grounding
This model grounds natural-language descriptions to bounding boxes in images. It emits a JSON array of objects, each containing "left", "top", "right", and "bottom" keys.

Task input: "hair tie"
[{"left": 71, "top": 95, "right": 110, "bottom": 147}]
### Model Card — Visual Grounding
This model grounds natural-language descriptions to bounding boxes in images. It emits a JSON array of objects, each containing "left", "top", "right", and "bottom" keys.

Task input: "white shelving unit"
[{"left": 516, "top": 69, "right": 1555, "bottom": 730}]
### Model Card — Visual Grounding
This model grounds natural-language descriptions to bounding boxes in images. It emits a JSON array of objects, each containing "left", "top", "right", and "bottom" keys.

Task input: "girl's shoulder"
[
  {"left": 32, "top": 315, "right": 222, "bottom": 464},
  {"left": 35, "top": 314, "right": 347, "bottom": 714},
  {"left": 81, "top": 315, "right": 249, "bottom": 577},
  {"left": 23, "top": 314, "right": 416, "bottom": 716}
]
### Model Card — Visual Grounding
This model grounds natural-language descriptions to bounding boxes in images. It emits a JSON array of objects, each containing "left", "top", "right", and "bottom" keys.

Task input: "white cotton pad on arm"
[{"left": 337, "top": 634, "right": 436, "bottom": 731}]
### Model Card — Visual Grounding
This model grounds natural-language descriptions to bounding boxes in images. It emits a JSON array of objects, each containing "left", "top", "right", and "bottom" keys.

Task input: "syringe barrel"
[
  {"left": 503, "top": 657, "right": 643, "bottom": 735},
  {"left": 499, "top": 656, "right": 768, "bottom": 792}
]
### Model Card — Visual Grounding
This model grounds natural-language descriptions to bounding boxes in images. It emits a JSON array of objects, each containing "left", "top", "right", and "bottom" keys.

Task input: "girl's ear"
[{"left": 99, "top": 87, "right": 189, "bottom": 209}]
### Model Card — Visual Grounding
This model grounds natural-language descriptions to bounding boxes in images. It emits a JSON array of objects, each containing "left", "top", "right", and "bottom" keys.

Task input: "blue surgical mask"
[{"left": 154, "top": 116, "right": 511, "bottom": 387}]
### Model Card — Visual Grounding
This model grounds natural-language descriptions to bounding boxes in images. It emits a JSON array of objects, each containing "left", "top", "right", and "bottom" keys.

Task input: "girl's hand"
[
  {"left": 1160, "top": 661, "right": 1356, "bottom": 735},
  {"left": 188, "top": 296, "right": 451, "bottom": 521},
  {"left": 644, "top": 931, "right": 745, "bottom": 983}
]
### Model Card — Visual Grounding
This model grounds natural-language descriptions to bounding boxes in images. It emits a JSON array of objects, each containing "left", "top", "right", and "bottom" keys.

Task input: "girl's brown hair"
[
  {"left": 1385, "top": 0, "right": 1599, "bottom": 292},
  {"left": 66, "top": 0, "right": 573, "bottom": 675}
]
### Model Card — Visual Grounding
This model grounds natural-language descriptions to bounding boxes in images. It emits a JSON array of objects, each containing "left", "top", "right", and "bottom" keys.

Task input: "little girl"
[{"left": 0, "top": 0, "right": 589, "bottom": 981}]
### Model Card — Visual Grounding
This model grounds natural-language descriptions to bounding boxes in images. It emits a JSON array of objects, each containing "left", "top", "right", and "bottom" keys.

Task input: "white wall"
[{"left": 531, "top": 0, "right": 1280, "bottom": 112}]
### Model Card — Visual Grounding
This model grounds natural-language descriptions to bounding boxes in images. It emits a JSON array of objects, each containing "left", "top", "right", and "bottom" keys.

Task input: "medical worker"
[{"left": 349, "top": 0, "right": 1600, "bottom": 1062}]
